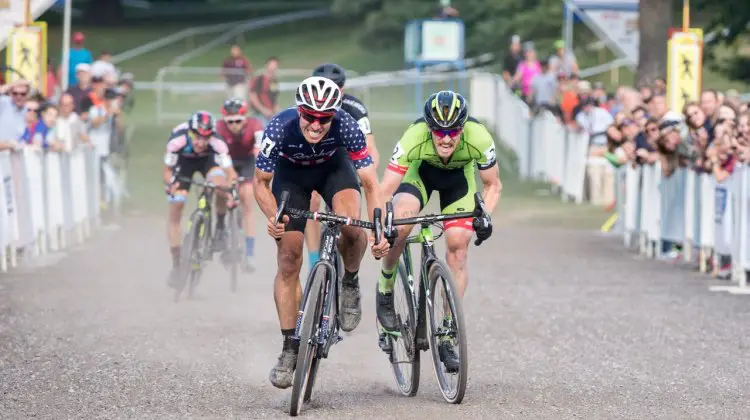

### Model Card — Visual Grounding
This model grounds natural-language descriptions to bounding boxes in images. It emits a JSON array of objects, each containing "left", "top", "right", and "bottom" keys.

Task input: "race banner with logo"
[
  {"left": 571, "top": 0, "right": 639, "bottom": 66},
  {"left": 5, "top": 21, "right": 47, "bottom": 94}
]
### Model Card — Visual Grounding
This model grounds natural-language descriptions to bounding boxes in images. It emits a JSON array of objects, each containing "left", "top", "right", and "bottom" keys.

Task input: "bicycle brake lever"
[
  {"left": 384, "top": 201, "right": 397, "bottom": 247},
  {"left": 273, "top": 190, "right": 290, "bottom": 242}
]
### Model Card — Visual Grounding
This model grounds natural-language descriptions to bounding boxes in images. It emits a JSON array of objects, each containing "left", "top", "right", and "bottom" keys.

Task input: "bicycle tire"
[
  {"left": 388, "top": 261, "right": 420, "bottom": 396},
  {"left": 187, "top": 213, "right": 209, "bottom": 300},
  {"left": 229, "top": 209, "right": 240, "bottom": 293},
  {"left": 174, "top": 211, "right": 203, "bottom": 302},
  {"left": 290, "top": 264, "right": 327, "bottom": 416},
  {"left": 426, "top": 260, "right": 468, "bottom": 404}
]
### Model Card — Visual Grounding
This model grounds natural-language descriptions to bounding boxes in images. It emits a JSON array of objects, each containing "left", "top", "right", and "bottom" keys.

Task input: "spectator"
[
  {"left": 558, "top": 73, "right": 579, "bottom": 124},
  {"left": 634, "top": 117, "right": 661, "bottom": 165},
  {"left": 66, "top": 63, "right": 92, "bottom": 114},
  {"left": 436, "top": 5, "right": 459, "bottom": 17},
  {"left": 222, "top": 45, "right": 252, "bottom": 101},
  {"left": 56, "top": 92, "right": 87, "bottom": 151},
  {"left": 511, "top": 44, "right": 541, "bottom": 104},
  {"left": 592, "top": 81, "right": 607, "bottom": 104},
  {"left": 61, "top": 31, "right": 93, "bottom": 89},
  {"left": 79, "top": 75, "right": 107, "bottom": 122},
  {"left": 249, "top": 56, "right": 280, "bottom": 124},
  {"left": 45, "top": 58, "right": 60, "bottom": 102},
  {"left": 38, "top": 102, "right": 64, "bottom": 152},
  {"left": 656, "top": 119, "right": 687, "bottom": 177},
  {"left": 20, "top": 99, "right": 45, "bottom": 147},
  {"left": 632, "top": 105, "right": 648, "bottom": 131},
  {"left": 548, "top": 39, "right": 579, "bottom": 76},
  {"left": 85, "top": 78, "right": 113, "bottom": 160},
  {"left": 0, "top": 80, "right": 32, "bottom": 147},
  {"left": 90, "top": 51, "right": 117, "bottom": 80},
  {"left": 571, "top": 80, "right": 594, "bottom": 120},
  {"left": 530, "top": 58, "right": 558, "bottom": 110},
  {"left": 700, "top": 89, "right": 719, "bottom": 124},
  {"left": 502, "top": 35, "right": 522, "bottom": 88},
  {"left": 117, "top": 73, "right": 135, "bottom": 114}
]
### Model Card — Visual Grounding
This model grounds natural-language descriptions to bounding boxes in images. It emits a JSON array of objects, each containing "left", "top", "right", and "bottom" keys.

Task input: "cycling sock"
[
  {"left": 378, "top": 265, "right": 396, "bottom": 294},
  {"left": 170, "top": 246, "right": 181, "bottom": 268},
  {"left": 281, "top": 328, "right": 298, "bottom": 352},
  {"left": 308, "top": 251, "right": 319, "bottom": 267},
  {"left": 216, "top": 213, "right": 226, "bottom": 230},
  {"left": 343, "top": 270, "right": 359, "bottom": 287},
  {"left": 439, "top": 315, "right": 454, "bottom": 343},
  {"left": 245, "top": 236, "right": 254, "bottom": 257}
]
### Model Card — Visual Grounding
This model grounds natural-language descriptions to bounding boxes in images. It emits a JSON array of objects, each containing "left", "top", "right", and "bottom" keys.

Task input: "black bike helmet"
[
  {"left": 188, "top": 110, "right": 215, "bottom": 137},
  {"left": 423, "top": 90, "right": 469, "bottom": 131},
  {"left": 312, "top": 63, "right": 346, "bottom": 88}
]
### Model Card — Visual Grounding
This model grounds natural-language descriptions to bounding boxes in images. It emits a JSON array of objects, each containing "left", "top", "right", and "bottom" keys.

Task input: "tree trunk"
[
  {"left": 85, "top": 0, "right": 124, "bottom": 25},
  {"left": 636, "top": 0, "right": 672, "bottom": 87}
]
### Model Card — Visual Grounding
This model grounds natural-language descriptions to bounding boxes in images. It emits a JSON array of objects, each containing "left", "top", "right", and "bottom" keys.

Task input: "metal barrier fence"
[
  {"left": 469, "top": 72, "right": 750, "bottom": 294},
  {"left": 0, "top": 146, "right": 126, "bottom": 272}
]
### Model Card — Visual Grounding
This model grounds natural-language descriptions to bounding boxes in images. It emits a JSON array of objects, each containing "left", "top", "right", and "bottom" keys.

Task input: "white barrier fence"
[
  {"left": 469, "top": 72, "right": 750, "bottom": 293},
  {"left": 0, "top": 147, "right": 124, "bottom": 272}
]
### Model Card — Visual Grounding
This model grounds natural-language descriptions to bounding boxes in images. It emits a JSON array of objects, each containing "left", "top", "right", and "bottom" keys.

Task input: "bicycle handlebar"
[
  {"left": 383, "top": 192, "right": 492, "bottom": 247},
  {"left": 274, "top": 189, "right": 385, "bottom": 259}
]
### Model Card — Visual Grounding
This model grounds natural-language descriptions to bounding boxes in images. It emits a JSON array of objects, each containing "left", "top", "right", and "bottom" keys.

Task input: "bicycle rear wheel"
[
  {"left": 290, "top": 264, "right": 327, "bottom": 416},
  {"left": 383, "top": 262, "right": 420, "bottom": 396},
  {"left": 426, "top": 260, "right": 468, "bottom": 404}
]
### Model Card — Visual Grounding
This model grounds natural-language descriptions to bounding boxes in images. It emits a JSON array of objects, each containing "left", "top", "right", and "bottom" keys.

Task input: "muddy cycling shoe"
[
  {"left": 211, "top": 228, "right": 228, "bottom": 252},
  {"left": 438, "top": 341, "right": 460, "bottom": 374},
  {"left": 269, "top": 348, "right": 298, "bottom": 389},
  {"left": 376, "top": 291, "right": 400, "bottom": 333},
  {"left": 339, "top": 279, "right": 362, "bottom": 332}
]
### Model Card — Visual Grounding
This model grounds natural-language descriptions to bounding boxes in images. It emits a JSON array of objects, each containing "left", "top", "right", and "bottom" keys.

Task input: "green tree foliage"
[
  {"left": 330, "top": 0, "right": 563, "bottom": 56},
  {"left": 695, "top": 0, "right": 750, "bottom": 45}
]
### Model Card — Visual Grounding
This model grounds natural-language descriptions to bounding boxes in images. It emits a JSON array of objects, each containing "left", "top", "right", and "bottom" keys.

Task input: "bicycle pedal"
[{"left": 378, "top": 333, "right": 393, "bottom": 353}]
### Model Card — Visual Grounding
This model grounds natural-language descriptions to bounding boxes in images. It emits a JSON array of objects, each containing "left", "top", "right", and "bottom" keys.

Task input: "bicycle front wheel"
[
  {"left": 228, "top": 209, "right": 241, "bottom": 293},
  {"left": 290, "top": 264, "right": 327, "bottom": 416},
  {"left": 174, "top": 211, "right": 203, "bottom": 302},
  {"left": 426, "top": 260, "right": 468, "bottom": 404},
  {"left": 387, "top": 261, "right": 420, "bottom": 396}
]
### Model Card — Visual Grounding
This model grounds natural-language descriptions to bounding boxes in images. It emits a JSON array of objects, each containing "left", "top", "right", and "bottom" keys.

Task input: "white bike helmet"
[{"left": 295, "top": 76, "right": 342, "bottom": 113}]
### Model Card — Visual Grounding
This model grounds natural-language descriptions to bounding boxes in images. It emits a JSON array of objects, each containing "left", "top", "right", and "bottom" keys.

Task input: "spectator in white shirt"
[
  {"left": 56, "top": 92, "right": 87, "bottom": 152},
  {"left": 90, "top": 50, "right": 118, "bottom": 80}
]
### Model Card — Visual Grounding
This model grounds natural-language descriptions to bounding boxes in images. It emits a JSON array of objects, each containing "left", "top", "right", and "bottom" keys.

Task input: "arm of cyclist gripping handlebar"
[{"left": 472, "top": 192, "right": 492, "bottom": 246}]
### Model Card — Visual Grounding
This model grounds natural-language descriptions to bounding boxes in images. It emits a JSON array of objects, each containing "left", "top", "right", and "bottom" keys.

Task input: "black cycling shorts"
[
  {"left": 233, "top": 155, "right": 256, "bottom": 181},
  {"left": 271, "top": 150, "right": 360, "bottom": 233},
  {"left": 174, "top": 155, "right": 220, "bottom": 191}
]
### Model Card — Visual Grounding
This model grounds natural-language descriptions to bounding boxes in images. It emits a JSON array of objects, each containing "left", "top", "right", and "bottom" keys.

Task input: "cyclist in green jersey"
[{"left": 377, "top": 90, "right": 502, "bottom": 371}]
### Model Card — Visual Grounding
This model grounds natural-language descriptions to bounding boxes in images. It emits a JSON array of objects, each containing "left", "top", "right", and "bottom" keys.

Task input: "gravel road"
[{"left": 1, "top": 216, "right": 749, "bottom": 419}]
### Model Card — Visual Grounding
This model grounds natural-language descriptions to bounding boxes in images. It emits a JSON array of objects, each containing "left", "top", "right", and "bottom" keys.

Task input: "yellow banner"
[
  {"left": 5, "top": 22, "right": 48, "bottom": 95},
  {"left": 667, "top": 30, "right": 702, "bottom": 113}
]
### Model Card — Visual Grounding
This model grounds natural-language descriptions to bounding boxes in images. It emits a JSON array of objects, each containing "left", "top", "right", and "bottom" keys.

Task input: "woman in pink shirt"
[{"left": 512, "top": 47, "right": 541, "bottom": 103}]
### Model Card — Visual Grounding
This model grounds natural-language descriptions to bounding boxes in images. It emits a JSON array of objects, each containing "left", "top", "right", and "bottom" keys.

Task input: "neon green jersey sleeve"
[{"left": 463, "top": 121, "right": 497, "bottom": 170}]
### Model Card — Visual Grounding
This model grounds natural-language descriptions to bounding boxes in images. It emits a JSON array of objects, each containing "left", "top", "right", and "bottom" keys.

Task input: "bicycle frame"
[
  {"left": 296, "top": 220, "right": 343, "bottom": 359},
  {"left": 400, "top": 223, "right": 441, "bottom": 352}
]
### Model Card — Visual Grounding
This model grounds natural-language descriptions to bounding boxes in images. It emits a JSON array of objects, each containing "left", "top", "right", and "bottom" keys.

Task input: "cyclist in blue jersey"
[{"left": 253, "top": 76, "right": 389, "bottom": 389}]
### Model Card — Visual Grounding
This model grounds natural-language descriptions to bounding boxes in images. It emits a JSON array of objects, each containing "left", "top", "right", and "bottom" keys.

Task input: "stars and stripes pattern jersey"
[{"left": 255, "top": 107, "right": 373, "bottom": 173}]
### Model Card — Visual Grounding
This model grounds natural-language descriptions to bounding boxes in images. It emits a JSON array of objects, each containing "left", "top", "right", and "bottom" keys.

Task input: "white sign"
[
  {"left": 579, "top": 7, "right": 640, "bottom": 65},
  {"left": 0, "top": 0, "right": 56, "bottom": 48},
  {"left": 421, "top": 20, "right": 463, "bottom": 62}
]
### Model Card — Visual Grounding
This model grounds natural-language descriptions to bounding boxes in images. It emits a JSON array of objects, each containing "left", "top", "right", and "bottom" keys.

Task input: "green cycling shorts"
[{"left": 394, "top": 161, "right": 476, "bottom": 230}]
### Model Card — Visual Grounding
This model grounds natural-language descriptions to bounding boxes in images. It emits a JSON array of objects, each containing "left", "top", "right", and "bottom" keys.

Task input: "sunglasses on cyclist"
[
  {"left": 298, "top": 107, "right": 335, "bottom": 124},
  {"left": 432, "top": 128, "right": 462, "bottom": 138},
  {"left": 224, "top": 117, "right": 245, "bottom": 125}
]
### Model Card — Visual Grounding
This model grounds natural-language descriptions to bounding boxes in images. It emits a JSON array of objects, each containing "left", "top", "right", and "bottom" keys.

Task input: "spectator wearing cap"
[
  {"left": 90, "top": 51, "right": 118, "bottom": 81},
  {"left": 0, "top": 79, "right": 33, "bottom": 149},
  {"left": 61, "top": 31, "right": 93, "bottom": 89},
  {"left": 222, "top": 45, "right": 252, "bottom": 101},
  {"left": 571, "top": 80, "right": 594, "bottom": 120},
  {"left": 502, "top": 35, "right": 522, "bottom": 87},
  {"left": 79, "top": 74, "right": 106, "bottom": 122},
  {"left": 548, "top": 40, "right": 579, "bottom": 77},
  {"left": 66, "top": 63, "right": 92, "bottom": 114}
]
